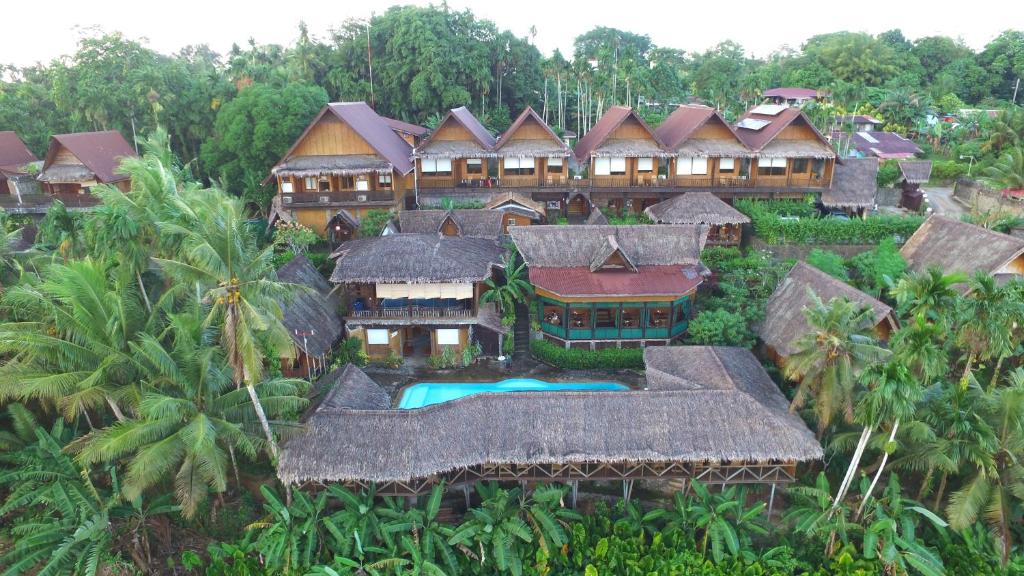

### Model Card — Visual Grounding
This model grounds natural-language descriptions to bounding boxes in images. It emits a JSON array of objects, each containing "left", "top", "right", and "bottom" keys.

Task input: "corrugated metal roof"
[
  {"left": 42, "top": 131, "right": 136, "bottom": 183},
  {"left": 529, "top": 265, "right": 702, "bottom": 297},
  {"left": 0, "top": 132, "right": 38, "bottom": 173},
  {"left": 733, "top": 106, "right": 835, "bottom": 157},
  {"left": 573, "top": 106, "right": 665, "bottom": 162}
]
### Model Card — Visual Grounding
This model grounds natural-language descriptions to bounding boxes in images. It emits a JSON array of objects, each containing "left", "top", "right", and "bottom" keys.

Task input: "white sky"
[{"left": 1, "top": 0, "right": 1013, "bottom": 67}]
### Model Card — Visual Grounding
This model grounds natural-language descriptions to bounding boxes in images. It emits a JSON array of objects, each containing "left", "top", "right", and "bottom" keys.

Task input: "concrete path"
[{"left": 924, "top": 186, "right": 965, "bottom": 217}]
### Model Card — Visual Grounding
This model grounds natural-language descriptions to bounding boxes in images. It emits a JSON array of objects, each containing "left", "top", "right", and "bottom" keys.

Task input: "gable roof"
[
  {"left": 821, "top": 157, "right": 878, "bottom": 209},
  {"left": 398, "top": 209, "right": 504, "bottom": 240},
  {"left": 0, "top": 132, "right": 38, "bottom": 173},
  {"left": 573, "top": 106, "right": 667, "bottom": 162},
  {"left": 900, "top": 215, "right": 1024, "bottom": 284},
  {"left": 644, "top": 192, "right": 751, "bottom": 226},
  {"left": 493, "top": 107, "right": 571, "bottom": 158},
  {"left": 277, "top": 349, "right": 821, "bottom": 485},
  {"left": 329, "top": 234, "right": 505, "bottom": 284},
  {"left": 898, "top": 160, "right": 932, "bottom": 184},
  {"left": 276, "top": 255, "right": 343, "bottom": 357},
  {"left": 654, "top": 105, "right": 750, "bottom": 158},
  {"left": 835, "top": 114, "right": 882, "bottom": 125},
  {"left": 733, "top": 106, "right": 835, "bottom": 158},
  {"left": 382, "top": 116, "right": 428, "bottom": 138},
  {"left": 511, "top": 224, "right": 707, "bottom": 268},
  {"left": 761, "top": 262, "right": 894, "bottom": 358},
  {"left": 484, "top": 191, "right": 546, "bottom": 217},
  {"left": 415, "top": 106, "right": 496, "bottom": 158},
  {"left": 764, "top": 87, "right": 821, "bottom": 100},
  {"left": 589, "top": 235, "right": 637, "bottom": 272},
  {"left": 270, "top": 102, "right": 415, "bottom": 180},
  {"left": 39, "top": 131, "right": 136, "bottom": 184},
  {"left": 848, "top": 131, "right": 922, "bottom": 159}
]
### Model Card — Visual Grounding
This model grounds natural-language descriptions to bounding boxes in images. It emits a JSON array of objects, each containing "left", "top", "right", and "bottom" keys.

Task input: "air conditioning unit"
[
  {"left": 357, "top": 194, "right": 367, "bottom": 202},
  {"left": 282, "top": 196, "right": 293, "bottom": 205},
  {"left": 319, "top": 195, "right": 329, "bottom": 204}
]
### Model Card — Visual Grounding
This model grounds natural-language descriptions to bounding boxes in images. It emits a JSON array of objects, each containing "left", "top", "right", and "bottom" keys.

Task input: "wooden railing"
[
  {"left": 281, "top": 191, "right": 395, "bottom": 205},
  {"left": 349, "top": 305, "right": 473, "bottom": 319},
  {"left": 0, "top": 193, "right": 101, "bottom": 211},
  {"left": 414, "top": 173, "right": 828, "bottom": 193}
]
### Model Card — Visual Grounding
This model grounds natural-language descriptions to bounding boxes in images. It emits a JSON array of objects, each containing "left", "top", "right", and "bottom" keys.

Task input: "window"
[
  {"left": 757, "top": 158, "right": 787, "bottom": 176},
  {"left": 738, "top": 158, "right": 752, "bottom": 178},
  {"left": 466, "top": 159, "right": 483, "bottom": 174},
  {"left": 569, "top": 308, "right": 592, "bottom": 329},
  {"left": 547, "top": 156, "right": 564, "bottom": 173},
  {"left": 637, "top": 158, "right": 654, "bottom": 173},
  {"left": 719, "top": 158, "right": 735, "bottom": 173},
  {"left": 436, "top": 328, "right": 460, "bottom": 345},
  {"left": 676, "top": 157, "right": 708, "bottom": 176},
  {"left": 792, "top": 158, "right": 810, "bottom": 173},
  {"left": 595, "top": 308, "right": 617, "bottom": 329},
  {"left": 340, "top": 176, "right": 354, "bottom": 189},
  {"left": 609, "top": 157, "right": 626, "bottom": 175},
  {"left": 542, "top": 303, "right": 564, "bottom": 326},
  {"left": 674, "top": 300, "right": 688, "bottom": 324},
  {"left": 366, "top": 329, "right": 389, "bottom": 345},
  {"left": 506, "top": 217, "right": 516, "bottom": 227},
  {"left": 621, "top": 307, "right": 641, "bottom": 329},
  {"left": 594, "top": 157, "right": 611, "bottom": 176},
  {"left": 355, "top": 176, "right": 369, "bottom": 191},
  {"left": 421, "top": 158, "right": 452, "bottom": 175},
  {"left": 319, "top": 178, "right": 330, "bottom": 192},
  {"left": 504, "top": 157, "right": 536, "bottom": 176},
  {"left": 304, "top": 177, "right": 317, "bottom": 191},
  {"left": 280, "top": 180, "right": 294, "bottom": 193},
  {"left": 812, "top": 159, "right": 825, "bottom": 178},
  {"left": 378, "top": 173, "right": 392, "bottom": 189},
  {"left": 648, "top": 307, "right": 670, "bottom": 328}
]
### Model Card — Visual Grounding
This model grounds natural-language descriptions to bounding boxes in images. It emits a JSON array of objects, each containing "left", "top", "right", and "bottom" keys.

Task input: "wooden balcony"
[
  {"left": 281, "top": 191, "right": 395, "bottom": 206},
  {"left": 349, "top": 305, "right": 474, "bottom": 319},
  {"left": 0, "top": 193, "right": 101, "bottom": 213}
]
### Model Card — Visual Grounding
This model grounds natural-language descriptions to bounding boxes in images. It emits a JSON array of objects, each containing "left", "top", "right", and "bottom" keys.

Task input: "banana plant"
[
  {"left": 685, "top": 480, "right": 768, "bottom": 563},
  {"left": 249, "top": 485, "right": 329, "bottom": 573},
  {"left": 382, "top": 483, "right": 460, "bottom": 575}
]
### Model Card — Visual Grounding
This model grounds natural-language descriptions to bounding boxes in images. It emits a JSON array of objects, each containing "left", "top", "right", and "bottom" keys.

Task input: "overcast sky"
[{"left": 2, "top": 0, "right": 1014, "bottom": 67}]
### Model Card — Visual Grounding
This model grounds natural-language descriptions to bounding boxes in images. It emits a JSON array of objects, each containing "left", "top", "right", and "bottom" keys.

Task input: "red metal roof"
[
  {"left": 733, "top": 106, "right": 833, "bottom": 153},
  {"left": 529, "top": 265, "right": 703, "bottom": 298},
  {"left": 44, "top": 131, "right": 136, "bottom": 183},
  {"left": 763, "top": 87, "right": 821, "bottom": 99},
  {"left": 382, "top": 116, "right": 428, "bottom": 137},
  {"left": 0, "top": 131, "right": 38, "bottom": 173},
  {"left": 573, "top": 106, "right": 665, "bottom": 163},
  {"left": 654, "top": 105, "right": 747, "bottom": 151}
]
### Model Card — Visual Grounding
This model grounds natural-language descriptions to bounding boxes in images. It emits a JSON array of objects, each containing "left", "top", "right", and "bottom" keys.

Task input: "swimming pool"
[{"left": 397, "top": 378, "right": 628, "bottom": 409}]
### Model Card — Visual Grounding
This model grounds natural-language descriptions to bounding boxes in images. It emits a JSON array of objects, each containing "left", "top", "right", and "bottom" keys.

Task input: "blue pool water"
[{"left": 398, "top": 378, "right": 628, "bottom": 409}]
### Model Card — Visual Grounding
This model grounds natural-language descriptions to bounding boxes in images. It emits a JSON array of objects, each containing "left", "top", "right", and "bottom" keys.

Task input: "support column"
[
  {"left": 768, "top": 483, "right": 777, "bottom": 517},
  {"left": 463, "top": 484, "right": 471, "bottom": 510},
  {"left": 571, "top": 481, "right": 578, "bottom": 509},
  {"left": 623, "top": 480, "right": 634, "bottom": 503}
]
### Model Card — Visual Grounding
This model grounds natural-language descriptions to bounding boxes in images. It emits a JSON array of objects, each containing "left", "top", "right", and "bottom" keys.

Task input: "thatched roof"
[
  {"left": 493, "top": 107, "right": 571, "bottom": 158},
  {"left": 900, "top": 215, "right": 1024, "bottom": 285},
  {"left": 484, "top": 191, "right": 546, "bottom": 217},
  {"left": 276, "top": 255, "right": 343, "bottom": 357},
  {"left": 761, "top": 262, "right": 894, "bottom": 358},
  {"left": 585, "top": 209, "right": 609, "bottom": 225},
  {"left": 676, "top": 139, "right": 755, "bottom": 158},
  {"left": 822, "top": 157, "right": 878, "bottom": 209},
  {"left": 574, "top": 106, "right": 668, "bottom": 161},
  {"left": 274, "top": 155, "right": 392, "bottom": 177},
  {"left": 266, "top": 196, "right": 295, "bottom": 233},
  {"left": 329, "top": 234, "right": 504, "bottom": 284},
  {"left": 589, "top": 138, "right": 674, "bottom": 158},
  {"left": 327, "top": 208, "right": 360, "bottom": 231},
  {"left": 277, "top": 348, "right": 821, "bottom": 484},
  {"left": 644, "top": 192, "right": 750, "bottom": 226},
  {"left": 317, "top": 364, "right": 391, "bottom": 411},
  {"left": 39, "top": 131, "right": 136, "bottom": 184},
  {"left": 898, "top": 160, "right": 932, "bottom": 184},
  {"left": 511, "top": 225, "right": 706, "bottom": 268},
  {"left": 757, "top": 139, "right": 835, "bottom": 159},
  {"left": 398, "top": 209, "right": 504, "bottom": 240}
]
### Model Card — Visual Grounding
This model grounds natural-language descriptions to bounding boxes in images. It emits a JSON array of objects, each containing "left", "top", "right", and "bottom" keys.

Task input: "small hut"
[
  {"left": 760, "top": 262, "right": 896, "bottom": 365},
  {"left": 36, "top": 131, "right": 136, "bottom": 196},
  {"left": 398, "top": 209, "right": 504, "bottom": 240},
  {"left": 900, "top": 214, "right": 1024, "bottom": 290},
  {"left": 276, "top": 255, "right": 344, "bottom": 379},
  {"left": 484, "top": 191, "right": 547, "bottom": 233},
  {"left": 821, "top": 158, "right": 878, "bottom": 217},
  {"left": 326, "top": 209, "right": 360, "bottom": 244},
  {"left": 584, "top": 209, "right": 609, "bottom": 225},
  {"left": 897, "top": 160, "right": 932, "bottom": 211},
  {"left": 643, "top": 192, "right": 750, "bottom": 245}
]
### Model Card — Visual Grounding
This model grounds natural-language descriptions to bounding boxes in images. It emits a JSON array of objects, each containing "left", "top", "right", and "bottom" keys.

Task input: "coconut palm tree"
[
  {"left": 955, "top": 273, "right": 1014, "bottom": 390},
  {"left": 154, "top": 189, "right": 296, "bottom": 459},
  {"left": 70, "top": 308, "right": 307, "bottom": 517},
  {"left": 480, "top": 251, "right": 532, "bottom": 316},
  {"left": 890, "top": 267, "right": 964, "bottom": 328},
  {"left": 981, "top": 146, "right": 1024, "bottom": 192}
]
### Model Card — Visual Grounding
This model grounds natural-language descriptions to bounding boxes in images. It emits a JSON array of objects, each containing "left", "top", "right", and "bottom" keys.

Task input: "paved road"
[{"left": 924, "top": 186, "right": 965, "bottom": 217}]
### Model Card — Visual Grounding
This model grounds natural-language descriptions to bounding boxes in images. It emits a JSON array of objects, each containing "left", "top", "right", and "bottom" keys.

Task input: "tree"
[
  {"left": 685, "top": 309, "right": 754, "bottom": 348},
  {"left": 480, "top": 251, "right": 532, "bottom": 316},
  {"left": 981, "top": 146, "right": 1024, "bottom": 191},
  {"left": 806, "top": 249, "right": 849, "bottom": 282}
]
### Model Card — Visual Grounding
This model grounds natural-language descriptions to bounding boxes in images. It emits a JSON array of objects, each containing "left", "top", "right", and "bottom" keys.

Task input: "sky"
[{"left": 1, "top": 0, "right": 1014, "bottom": 67}]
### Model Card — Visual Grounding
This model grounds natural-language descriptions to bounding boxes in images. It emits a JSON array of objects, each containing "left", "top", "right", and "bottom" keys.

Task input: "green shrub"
[
  {"left": 530, "top": 339, "right": 645, "bottom": 370},
  {"left": 272, "top": 249, "right": 295, "bottom": 268},
  {"left": 735, "top": 199, "right": 923, "bottom": 245},
  {"left": 429, "top": 347, "right": 460, "bottom": 369},
  {"left": 847, "top": 238, "right": 906, "bottom": 297},
  {"left": 330, "top": 337, "right": 368, "bottom": 370},
  {"left": 503, "top": 332, "right": 515, "bottom": 355},
  {"left": 806, "top": 249, "right": 850, "bottom": 281},
  {"left": 686, "top": 309, "right": 755, "bottom": 348},
  {"left": 358, "top": 209, "right": 392, "bottom": 237},
  {"left": 877, "top": 159, "right": 901, "bottom": 188},
  {"left": 930, "top": 159, "right": 968, "bottom": 182}
]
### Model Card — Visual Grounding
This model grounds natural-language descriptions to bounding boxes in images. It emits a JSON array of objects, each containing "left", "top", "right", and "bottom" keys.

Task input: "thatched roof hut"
[
  {"left": 584, "top": 209, "right": 609, "bottom": 225},
  {"left": 733, "top": 106, "right": 835, "bottom": 159},
  {"left": 277, "top": 347, "right": 821, "bottom": 487},
  {"left": 414, "top": 106, "right": 497, "bottom": 159},
  {"left": 654, "top": 105, "right": 753, "bottom": 158},
  {"left": 484, "top": 191, "right": 546, "bottom": 221},
  {"left": 898, "top": 161, "right": 932, "bottom": 184},
  {"left": 329, "top": 234, "right": 505, "bottom": 284},
  {"left": 574, "top": 106, "right": 671, "bottom": 162},
  {"left": 644, "top": 192, "right": 751, "bottom": 226},
  {"left": 821, "top": 157, "right": 878, "bottom": 210},
  {"left": 761, "top": 262, "right": 895, "bottom": 358},
  {"left": 276, "top": 255, "right": 343, "bottom": 357},
  {"left": 900, "top": 215, "right": 1024, "bottom": 288},
  {"left": 398, "top": 209, "right": 504, "bottom": 240}
]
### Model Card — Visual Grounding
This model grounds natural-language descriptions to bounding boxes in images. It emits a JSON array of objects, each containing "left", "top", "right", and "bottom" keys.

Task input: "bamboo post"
[
  {"left": 571, "top": 481, "right": 578, "bottom": 509},
  {"left": 768, "top": 483, "right": 777, "bottom": 517},
  {"left": 623, "top": 480, "right": 634, "bottom": 503},
  {"left": 463, "top": 484, "right": 471, "bottom": 509}
]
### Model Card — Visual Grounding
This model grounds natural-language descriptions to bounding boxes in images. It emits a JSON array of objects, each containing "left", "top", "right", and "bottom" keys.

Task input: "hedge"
[
  {"left": 530, "top": 339, "right": 645, "bottom": 370},
  {"left": 735, "top": 199, "right": 924, "bottom": 245}
]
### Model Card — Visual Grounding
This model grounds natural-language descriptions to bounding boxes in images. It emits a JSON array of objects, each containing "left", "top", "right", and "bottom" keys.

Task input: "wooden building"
[
  {"left": 644, "top": 192, "right": 750, "bottom": 246},
  {"left": 276, "top": 255, "right": 343, "bottom": 379},
  {"left": 731, "top": 105, "right": 836, "bottom": 197},
  {"left": 762, "top": 87, "right": 827, "bottom": 107},
  {"left": 329, "top": 234, "right": 508, "bottom": 359},
  {"left": 493, "top": 107, "right": 572, "bottom": 188},
  {"left": 0, "top": 132, "right": 40, "bottom": 211},
  {"left": 511, "top": 225, "right": 709, "bottom": 349},
  {"left": 36, "top": 131, "right": 135, "bottom": 200},
  {"left": 278, "top": 348, "right": 822, "bottom": 497},
  {"left": 900, "top": 215, "right": 1024, "bottom": 291},
  {"left": 268, "top": 102, "right": 423, "bottom": 236},
  {"left": 414, "top": 106, "right": 497, "bottom": 190},
  {"left": 760, "top": 262, "right": 896, "bottom": 366},
  {"left": 484, "top": 191, "right": 547, "bottom": 233}
]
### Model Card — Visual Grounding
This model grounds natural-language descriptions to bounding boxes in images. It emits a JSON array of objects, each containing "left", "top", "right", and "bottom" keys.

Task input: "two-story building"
[
  {"left": 732, "top": 105, "right": 836, "bottom": 197},
  {"left": 330, "top": 234, "right": 508, "bottom": 359},
  {"left": 493, "top": 107, "right": 573, "bottom": 189},
  {"left": 654, "top": 105, "right": 755, "bottom": 198},
  {"left": 34, "top": 131, "right": 136, "bottom": 210},
  {"left": 511, "top": 224, "right": 708, "bottom": 350},
  {"left": 268, "top": 102, "right": 424, "bottom": 236},
  {"left": 414, "top": 106, "right": 497, "bottom": 192}
]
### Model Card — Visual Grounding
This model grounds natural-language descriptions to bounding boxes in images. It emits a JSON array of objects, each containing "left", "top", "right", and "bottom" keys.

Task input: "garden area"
[{"left": 734, "top": 198, "right": 925, "bottom": 246}]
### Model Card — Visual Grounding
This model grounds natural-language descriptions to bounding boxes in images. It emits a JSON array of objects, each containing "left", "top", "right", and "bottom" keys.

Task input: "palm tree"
[
  {"left": 70, "top": 308, "right": 308, "bottom": 518},
  {"left": 154, "top": 189, "right": 296, "bottom": 459},
  {"left": 480, "top": 251, "right": 532, "bottom": 316},
  {"left": 890, "top": 267, "right": 964, "bottom": 327},
  {"left": 981, "top": 146, "right": 1024, "bottom": 192},
  {"left": 955, "top": 273, "right": 1014, "bottom": 390},
  {"left": 947, "top": 369, "right": 1024, "bottom": 565}
]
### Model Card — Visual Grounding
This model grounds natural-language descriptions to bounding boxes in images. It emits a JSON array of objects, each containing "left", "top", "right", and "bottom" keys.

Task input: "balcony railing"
[
  {"left": 0, "top": 193, "right": 101, "bottom": 211},
  {"left": 281, "top": 191, "right": 395, "bottom": 206},
  {"left": 414, "top": 173, "right": 829, "bottom": 193},
  {"left": 349, "top": 305, "right": 473, "bottom": 319}
]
